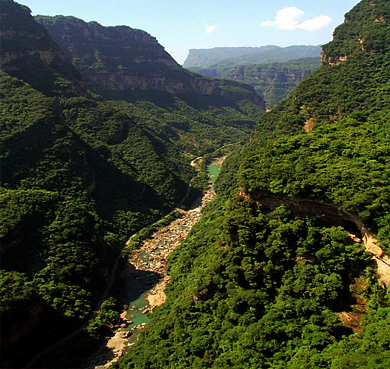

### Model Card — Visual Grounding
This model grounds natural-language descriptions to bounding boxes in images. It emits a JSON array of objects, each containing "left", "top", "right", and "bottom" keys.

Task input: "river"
[{"left": 85, "top": 157, "right": 223, "bottom": 368}]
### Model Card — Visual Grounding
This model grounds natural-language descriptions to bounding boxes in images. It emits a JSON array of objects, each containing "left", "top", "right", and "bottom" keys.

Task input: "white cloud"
[
  {"left": 261, "top": 7, "right": 332, "bottom": 31},
  {"left": 296, "top": 15, "right": 332, "bottom": 31},
  {"left": 275, "top": 7, "right": 304, "bottom": 30},
  {"left": 206, "top": 25, "right": 217, "bottom": 34},
  {"left": 164, "top": 46, "right": 172, "bottom": 53}
]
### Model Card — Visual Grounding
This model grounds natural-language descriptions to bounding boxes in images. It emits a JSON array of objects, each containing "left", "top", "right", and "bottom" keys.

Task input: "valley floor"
[{"left": 85, "top": 163, "right": 219, "bottom": 368}]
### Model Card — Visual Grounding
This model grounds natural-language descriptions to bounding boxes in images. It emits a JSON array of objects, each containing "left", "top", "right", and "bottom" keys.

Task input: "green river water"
[
  {"left": 120, "top": 158, "right": 223, "bottom": 346},
  {"left": 207, "top": 163, "right": 221, "bottom": 184}
]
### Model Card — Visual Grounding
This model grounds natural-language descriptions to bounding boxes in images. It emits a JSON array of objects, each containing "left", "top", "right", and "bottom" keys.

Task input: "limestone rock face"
[{"left": 36, "top": 15, "right": 181, "bottom": 72}]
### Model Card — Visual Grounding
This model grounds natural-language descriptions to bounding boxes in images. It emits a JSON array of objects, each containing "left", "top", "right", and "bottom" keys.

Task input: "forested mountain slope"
[
  {"left": 0, "top": 52, "right": 190, "bottom": 369},
  {"left": 35, "top": 15, "right": 265, "bottom": 154},
  {"left": 253, "top": 1, "right": 390, "bottom": 137},
  {"left": 0, "top": 1, "right": 263, "bottom": 367},
  {"left": 115, "top": 1, "right": 390, "bottom": 368}
]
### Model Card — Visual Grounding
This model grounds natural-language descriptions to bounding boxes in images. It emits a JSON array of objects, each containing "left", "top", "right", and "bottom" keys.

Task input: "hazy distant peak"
[{"left": 183, "top": 45, "right": 321, "bottom": 68}]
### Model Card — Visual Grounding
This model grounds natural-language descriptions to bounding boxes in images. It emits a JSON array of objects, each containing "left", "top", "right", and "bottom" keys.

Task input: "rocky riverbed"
[{"left": 86, "top": 178, "right": 217, "bottom": 368}]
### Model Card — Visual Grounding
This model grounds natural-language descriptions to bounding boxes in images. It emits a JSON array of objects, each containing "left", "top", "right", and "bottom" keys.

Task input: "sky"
[{"left": 19, "top": 0, "right": 361, "bottom": 64}]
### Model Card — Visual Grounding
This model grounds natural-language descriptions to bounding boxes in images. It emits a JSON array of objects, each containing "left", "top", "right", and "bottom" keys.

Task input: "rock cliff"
[
  {"left": 321, "top": 0, "right": 390, "bottom": 65},
  {"left": 0, "top": 0, "right": 84, "bottom": 96},
  {"left": 35, "top": 15, "right": 264, "bottom": 107}
]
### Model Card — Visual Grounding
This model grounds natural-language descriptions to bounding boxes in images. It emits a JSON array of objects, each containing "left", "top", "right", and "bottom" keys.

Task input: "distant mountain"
[
  {"left": 184, "top": 45, "right": 322, "bottom": 107},
  {"left": 183, "top": 45, "right": 321, "bottom": 69},
  {"left": 191, "top": 57, "right": 321, "bottom": 108}
]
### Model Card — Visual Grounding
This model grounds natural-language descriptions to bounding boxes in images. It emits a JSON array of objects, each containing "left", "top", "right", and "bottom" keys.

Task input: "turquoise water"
[
  {"left": 208, "top": 163, "right": 221, "bottom": 184},
  {"left": 121, "top": 161, "right": 220, "bottom": 348},
  {"left": 125, "top": 293, "right": 150, "bottom": 344}
]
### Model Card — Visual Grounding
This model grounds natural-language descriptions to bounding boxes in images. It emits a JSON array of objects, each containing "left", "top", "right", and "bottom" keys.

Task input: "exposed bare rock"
[
  {"left": 0, "top": 1, "right": 85, "bottom": 96},
  {"left": 35, "top": 15, "right": 264, "bottom": 107}
]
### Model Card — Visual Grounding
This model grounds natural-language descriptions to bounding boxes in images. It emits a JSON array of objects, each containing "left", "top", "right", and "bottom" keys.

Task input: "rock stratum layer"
[
  {"left": 0, "top": 0, "right": 84, "bottom": 96},
  {"left": 35, "top": 15, "right": 264, "bottom": 106}
]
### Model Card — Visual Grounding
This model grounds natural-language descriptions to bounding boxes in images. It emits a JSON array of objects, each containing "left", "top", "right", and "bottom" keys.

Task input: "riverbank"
[{"left": 85, "top": 163, "right": 220, "bottom": 368}]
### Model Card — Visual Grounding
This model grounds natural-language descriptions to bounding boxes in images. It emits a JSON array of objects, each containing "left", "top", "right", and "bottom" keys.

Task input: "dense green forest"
[
  {"left": 0, "top": 69, "right": 171, "bottom": 368},
  {"left": 113, "top": 111, "right": 390, "bottom": 369},
  {"left": 1, "top": 0, "right": 389, "bottom": 368},
  {"left": 115, "top": 0, "right": 390, "bottom": 368},
  {"left": 0, "top": 0, "right": 263, "bottom": 367}
]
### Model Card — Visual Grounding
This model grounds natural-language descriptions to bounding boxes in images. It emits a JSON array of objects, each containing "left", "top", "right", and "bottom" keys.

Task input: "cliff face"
[
  {"left": 35, "top": 16, "right": 181, "bottom": 78},
  {"left": 321, "top": 0, "right": 390, "bottom": 65},
  {"left": 36, "top": 16, "right": 264, "bottom": 106},
  {"left": 0, "top": 0, "right": 84, "bottom": 96},
  {"left": 221, "top": 58, "right": 320, "bottom": 108}
]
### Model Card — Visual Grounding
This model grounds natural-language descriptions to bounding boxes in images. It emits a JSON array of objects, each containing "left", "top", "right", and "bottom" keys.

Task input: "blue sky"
[{"left": 20, "top": 0, "right": 361, "bottom": 64}]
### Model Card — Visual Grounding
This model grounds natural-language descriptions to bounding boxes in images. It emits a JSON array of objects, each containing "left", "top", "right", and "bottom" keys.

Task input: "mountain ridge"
[
  {"left": 183, "top": 45, "right": 321, "bottom": 69},
  {"left": 0, "top": 0, "right": 85, "bottom": 96},
  {"left": 35, "top": 15, "right": 264, "bottom": 107}
]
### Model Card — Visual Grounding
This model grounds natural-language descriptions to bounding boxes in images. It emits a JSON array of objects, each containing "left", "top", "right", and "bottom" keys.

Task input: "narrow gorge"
[{"left": 85, "top": 158, "right": 223, "bottom": 368}]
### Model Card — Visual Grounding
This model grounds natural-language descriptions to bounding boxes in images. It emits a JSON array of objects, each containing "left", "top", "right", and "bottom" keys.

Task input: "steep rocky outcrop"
[
  {"left": 321, "top": 0, "right": 390, "bottom": 65},
  {"left": 35, "top": 16, "right": 264, "bottom": 107},
  {"left": 0, "top": 0, "right": 85, "bottom": 96}
]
